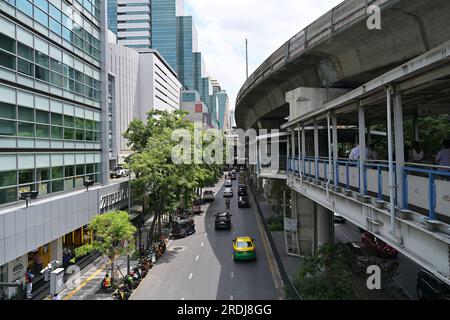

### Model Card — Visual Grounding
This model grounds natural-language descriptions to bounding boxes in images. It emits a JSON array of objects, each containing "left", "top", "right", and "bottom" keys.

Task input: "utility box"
[{"left": 50, "top": 268, "right": 65, "bottom": 296}]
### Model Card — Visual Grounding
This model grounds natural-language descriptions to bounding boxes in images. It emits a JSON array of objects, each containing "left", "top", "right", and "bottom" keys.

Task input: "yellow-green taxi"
[{"left": 232, "top": 236, "right": 256, "bottom": 261}]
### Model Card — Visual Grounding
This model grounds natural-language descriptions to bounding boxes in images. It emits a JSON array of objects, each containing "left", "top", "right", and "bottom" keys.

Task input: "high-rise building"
[
  {"left": 150, "top": 0, "right": 184, "bottom": 72},
  {"left": 109, "top": 0, "right": 151, "bottom": 49},
  {"left": 176, "top": 16, "right": 198, "bottom": 91},
  {"left": 107, "top": 31, "right": 182, "bottom": 168},
  {"left": 0, "top": 0, "right": 132, "bottom": 300}
]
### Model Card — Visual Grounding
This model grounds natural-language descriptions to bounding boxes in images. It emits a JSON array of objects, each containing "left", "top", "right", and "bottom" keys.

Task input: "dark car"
[
  {"left": 230, "top": 173, "right": 237, "bottom": 180},
  {"left": 362, "top": 232, "right": 398, "bottom": 258},
  {"left": 172, "top": 219, "right": 196, "bottom": 238},
  {"left": 215, "top": 212, "right": 232, "bottom": 230},
  {"left": 238, "top": 196, "right": 250, "bottom": 208},
  {"left": 345, "top": 241, "right": 374, "bottom": 273},
  {"left": 333, "top": 213, "right": 346, "bottom": 224},
  {"left": 238, "top": 186, "right": 248, "bottom": 197},
  {"left": 417, "top": 270, "right": 450, "bottom": 300}
]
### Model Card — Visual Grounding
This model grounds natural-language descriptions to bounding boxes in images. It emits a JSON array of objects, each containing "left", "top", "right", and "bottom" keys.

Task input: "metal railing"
[{"left": 287, "top": 156, "right": 450, "bottom": 222}]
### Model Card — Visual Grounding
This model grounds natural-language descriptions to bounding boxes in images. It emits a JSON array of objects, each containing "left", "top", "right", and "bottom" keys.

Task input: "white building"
[
  {"left": 116, "top": 0, "right": 151, "bottom": 49},
  {"left": 107, "top": 31, "right": 182, "bottom": 167}
]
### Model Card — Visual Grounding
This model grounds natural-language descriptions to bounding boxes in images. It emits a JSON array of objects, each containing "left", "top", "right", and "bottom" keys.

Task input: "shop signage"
[{"left": 100, "top": 189, "right": 129, "bottom": 210}]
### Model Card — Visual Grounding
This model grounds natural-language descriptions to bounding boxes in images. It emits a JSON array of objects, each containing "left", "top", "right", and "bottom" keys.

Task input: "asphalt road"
[
  {"left": 131, "top": 177, "right": 283, "bottom": 300},
  {"left": 334, "top": 221, "right": 421, "bottom": 299}
]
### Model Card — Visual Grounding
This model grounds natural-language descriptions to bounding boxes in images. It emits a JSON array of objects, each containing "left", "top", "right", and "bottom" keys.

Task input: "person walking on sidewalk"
[{"left": 25, "top": 268, "right": 34, "bottom": 300}]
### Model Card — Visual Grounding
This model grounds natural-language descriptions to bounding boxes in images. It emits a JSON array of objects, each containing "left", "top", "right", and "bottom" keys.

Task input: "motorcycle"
[
  {"left": 112, "top": 285, "right": 131, "bottom": 300},
  {"left": 100, "top": 273, "right": 114, "bottom": 293},
  {"left": 225, "top": 199, "right": 231, "bottom": 209}
]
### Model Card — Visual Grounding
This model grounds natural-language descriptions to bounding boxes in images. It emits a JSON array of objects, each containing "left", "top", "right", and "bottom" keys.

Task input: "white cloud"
[{"left": 185, "top": 0, "right": 343, "bottom": 110}]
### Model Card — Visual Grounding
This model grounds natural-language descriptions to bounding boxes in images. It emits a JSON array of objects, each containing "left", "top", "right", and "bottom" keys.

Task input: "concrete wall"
[{"left": 0, "top": 181, "right": 129, "bottom": 267}]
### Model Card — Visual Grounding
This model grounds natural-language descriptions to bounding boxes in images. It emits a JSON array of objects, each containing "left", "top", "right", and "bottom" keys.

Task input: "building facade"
[
  {"left": 109, "top": 0, "right": 151, "bottom": 49},
  {"left": 0, "top": 0, "right": 133, "bottom": 300}
]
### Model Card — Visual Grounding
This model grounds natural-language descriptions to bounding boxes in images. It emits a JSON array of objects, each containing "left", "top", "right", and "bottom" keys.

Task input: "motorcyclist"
[
  {"left": 102, "top": 273, "right": 112, "bottom": 289},
  {"left": 225, "top": 199, "right": 231, "bottom": 208}
]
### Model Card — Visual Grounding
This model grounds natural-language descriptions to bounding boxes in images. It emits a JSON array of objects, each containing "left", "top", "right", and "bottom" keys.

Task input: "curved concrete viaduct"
[{"left": 235, "top": 0, "right": 450, "bottom": 130}]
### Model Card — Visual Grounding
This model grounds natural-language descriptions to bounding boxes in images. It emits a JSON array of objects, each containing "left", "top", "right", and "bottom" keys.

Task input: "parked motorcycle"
[{"left": 112, "top": 285, "right": 131, "bottom": 300}]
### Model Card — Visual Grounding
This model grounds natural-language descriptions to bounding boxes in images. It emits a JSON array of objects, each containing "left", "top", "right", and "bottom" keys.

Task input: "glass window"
[
  {"left": 19, "top": 169, "right": 34, "bottom": 184},
  {"left": 64, "top": 178, "right": 74, "bottom": 190},
  {"left": 64, "top": 127, "right": 74, "bottom": 140},
  {"left": 36, "top": 168, "right": 50, "bottom": 181},
  {"left": 50, "top": 59, "right": 62, "bottom": 74},
  {"left": 0, "top": 102, "right": 16, "bottom": 119},
  {"left": 51, "top": 113, "right": 62, "bottom": 125},
  {"left": 0, "top": 171, "right": 16, "bottom": 187},
  {"left": 17, "top": 0, "right": 33, "bottom": 16},
  {"left": 34, "top": 8, "right": 48, "bottom": 28},
  {"left": 35, "top": 51, "right": 49, "bottom": 68},
  {"left": 75, "top": 130, "right": 84, "bottom": 141},
  {"left": 0, "top": 187, "right": 17, "bottom": 204},
  {"left": 52, "top": 180, "right": 63, "bottom": 192},
  {"left": 36, "top": 110, "right": 49, "bottom": 124},
  {"left": 0, "top": 120, "right": 16, "bottom": 136},
  {"left": 86, "top": 163, "right": 94, "bottom": 174},
  {"left": 0, "top": 51, "right": 16, "bottom": 70},
  {"left": 18, "top": 122, "right": 34, "bottom": 137},
  {"left": 38, "top": 181, "right": 50, "bottom": 195},
  {"left": 18, "top": 43, "right": 34, "bottom": 61},
  {"left": 76, "top": 165, "right": 85, "bottom": 175},
  {"left": 64, "top": 115, "right": 74, "bottom": 127},
  {"left": 49, "top": 18, "right": 62, "bottom": 36},
  {"left": 36, "top": 124, "right": 50, "bottom": 138},
  {"left": 85, "top": 130, "right": 93, "bottom": 141},
  {"left": 51, "top": 126, "right": 63, "bottom": 139},
  {"left": 35, "top": 65, "right": 49, "bottom": 82},
  {"left": 18, "top": 106, "right": 34, "bottom": 122},
  {"left": 17, "top": 58, "right": 34, "bottom": 76},
  {"left": 50, "top": 72, "right": 63, "bottom": 87},
  {"left": 85, "top": 119, "right": 94, "bottom": 130},
  {"left": 75, "top": 117, "right": 85, "bottom": 129},
  {"left": 65, "top": 166, "right": 75, "bottom": 177},
  {"left": 0, "top": 34, "right": 16, "bottom": 54},
  {"left": 49, "top": 5, "right": 61, "bottom": 22},
  {"left": 51, "top": 166, "right": 63, "bottom": 179},
  {"left": 34, "top": 0, "right": 48, "bottom": 12}
]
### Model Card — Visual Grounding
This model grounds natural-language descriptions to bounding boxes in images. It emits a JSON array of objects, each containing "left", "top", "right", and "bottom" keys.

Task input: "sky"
[{"left": 184, "top": 0, "right": 344, "bottom": 111}]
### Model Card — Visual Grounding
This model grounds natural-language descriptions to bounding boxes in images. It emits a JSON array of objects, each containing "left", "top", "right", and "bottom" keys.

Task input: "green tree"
[
  {"left": 74, "top": 211, "right": 137, "bottom": 282},
  {"left": 123, "top": 110, "right": 223, "bottom": 243}
]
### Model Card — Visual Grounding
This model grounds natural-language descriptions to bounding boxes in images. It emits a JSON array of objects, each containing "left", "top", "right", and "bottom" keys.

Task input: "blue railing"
[
  {"left": 288, "top": 156, "right": 450, "bottom": 223},
  {"left": 403, "top": 166, "right": 450, "bottom": 220}
]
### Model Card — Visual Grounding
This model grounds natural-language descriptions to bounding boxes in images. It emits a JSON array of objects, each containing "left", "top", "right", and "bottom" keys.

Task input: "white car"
[
  {"left": 203, "top": 191, "right": 215, "bottom": 202},
  {"left": 223, "top": 188, "right": 233, "bottom": 198},
  {"left": 110, "top": 166, "right": 129, "bottom": 178},
  {"left": 224, "top": 180, "right": 232, "bottom": 188}
]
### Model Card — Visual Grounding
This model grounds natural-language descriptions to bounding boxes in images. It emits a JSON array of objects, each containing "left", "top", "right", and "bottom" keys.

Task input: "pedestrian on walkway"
[
  {"left": 435, "top": 139, "right": 450, "bottom": 167},
  {"left": 409, "top": 141, "right": 424, "bottom": 163},
  {"left": 25, "top": 268, "right": 34, "bottom": 300}
]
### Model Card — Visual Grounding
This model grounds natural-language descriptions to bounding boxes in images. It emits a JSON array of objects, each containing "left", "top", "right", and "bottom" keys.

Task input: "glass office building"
[
  {"left": 107, "top": 0, "right": 117, "bottom": 34},
  {"left": 0, "top": 0, "right": 105, "bottom": 205},
  {"left": 176, "top": 16, "right": 198, "bottom": 91},
  {"left": 151, "top": 0, "right": 180, "bottom": 71}
]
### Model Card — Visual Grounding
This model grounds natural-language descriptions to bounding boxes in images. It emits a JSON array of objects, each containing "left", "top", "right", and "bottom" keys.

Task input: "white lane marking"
[
  {"left": 230, "top": 295, "right": 234, "bottom": 300},
  {"left": 231, "top": 272, "right": 234, "bottom": 279},
  {"left": 201, "top": 242, "right": 204, "bottom": 247},
  {"left": 205, "top": 233, "right": 207, "bottom": 236},
  {"left": 181, "top": 298, "right": 185, "bottom": 300},
  {"left": 208, "top": 224, "right": 211, "bottom": 228},
  {"left": 188, "top": 273, "right": 193, "bottom": 280},
  {"left": 195, "top": 256, "right": 200, "bottom": 261}
]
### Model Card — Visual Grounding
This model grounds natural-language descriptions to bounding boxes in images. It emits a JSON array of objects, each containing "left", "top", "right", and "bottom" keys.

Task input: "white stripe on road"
[
  {"left": 196, "top": 256, "right": 200, "bottom": 261},
  {"left": 181, "top": 298, "right": 185, "bottom": 300},
  {"left": 201, "top": 242, "right": 204, "bottom": 247},
  {"left": 230, "top": 295, "right": 234, "bottom": 300},
  {"left": 231, "top": 272, "right": 234, "bottom": 279},
  {"left": 189, "top": 273, "right": 193, "bottom": 280}
]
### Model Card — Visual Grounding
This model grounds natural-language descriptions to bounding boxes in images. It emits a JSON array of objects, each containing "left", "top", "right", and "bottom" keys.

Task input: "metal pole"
[
  {"left": 332, "top": 114, "right": 339, "bottom": 187},
  {"left": 359, "top": 105, "right": 366, "bottom": 195},
  {"left": 314, "top": 121, "right": 319, "bottom": 180},
  {"left": 127, "top": 160, "right": 131, "bottom": 275},
  {"left": 326, "top": 113, "right": 332, "bottom": 196},
  {"left": 245, "top": 38, "right": 249, "bottom": 79},
  {"left": 386, "top": 86, "right": 396, "bottom": 234}
]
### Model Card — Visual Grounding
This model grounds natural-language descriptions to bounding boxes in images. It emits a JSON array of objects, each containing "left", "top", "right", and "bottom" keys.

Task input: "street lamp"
[
  {"left": 19, "top": 191, "right": 39, "bottom": 207},
  {"left": 83, "top": 178, "right": 95, "bottom": 191}
]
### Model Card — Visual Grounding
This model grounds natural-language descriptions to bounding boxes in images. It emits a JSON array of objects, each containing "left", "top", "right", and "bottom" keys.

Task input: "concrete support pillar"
[
  {"left": 297, "top": 125, "right": 301, "bottom": 175},
  {"left": 413, "top": 111, "right": 420, "bottom": 142},
  {"left": 287, "top": 133, "right": 290, "bottom": 172},
  {"left": 314, "top": 121, "right": 319, "bottom": 179},
  {"left": 316, "top": 205, "right": 334, "bottom": 247},
  {"left": 332, "top": 114, "right": 339, "bottom": 186},
  {"left": 301, "top": 124, "right": 306, "bottom": 174},
  {"left": 294, "top": 192, "right": 315, "bottom": 256},
  {"left": 50, "top": 238, "right": 63, "bottom": 263},
  {"left": 358, "top": 106, "right": 366, "bottom": 194},
  {"left": 393, "top": 89, "right": 405, "bottom": 207}
]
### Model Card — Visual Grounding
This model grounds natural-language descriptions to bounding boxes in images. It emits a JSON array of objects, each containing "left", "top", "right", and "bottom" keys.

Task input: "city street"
[{"left": 131, "top": 177, "right": 283, "bottom": 300}]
